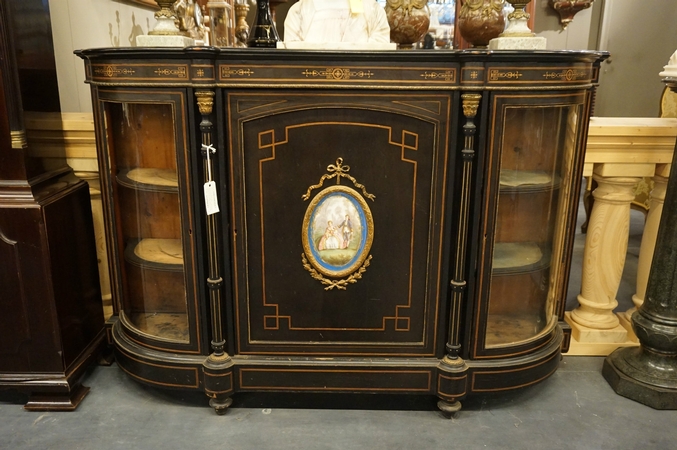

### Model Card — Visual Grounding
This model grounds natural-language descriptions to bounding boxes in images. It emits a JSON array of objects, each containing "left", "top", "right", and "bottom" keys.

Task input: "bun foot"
[
  {"left": 437, "top": 399, "right": 461, "bottom": 419},
  {"left": 209, "top": 396, "right": 233, "bottom": 415}
]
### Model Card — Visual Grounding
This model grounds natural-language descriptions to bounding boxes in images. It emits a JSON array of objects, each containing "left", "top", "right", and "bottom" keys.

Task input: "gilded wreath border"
[
  {"left": 301, "top": 158, "right": 375, "bottom": 290},
  {"left": 302, "top": 254, "right": 373, "bottom": 291}
]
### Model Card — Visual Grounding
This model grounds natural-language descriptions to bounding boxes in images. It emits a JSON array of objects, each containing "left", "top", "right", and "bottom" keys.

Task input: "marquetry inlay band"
[
  {"left": 488, "top": 67, "right": 594, "bottom": 84},
  {"left": 221, "top": 67, "right": 255, "bottom": 78},
  {"left": 94, "top": 65, "right": 136, "bottom": 77},
  {"left": 490, "top": 70, "right": 523, "bottom": 81},
  {"left": 542, "top": 69, "right": 588, "bottom": 81},
  {"left": 154, "top": 67, "right": 187, "bottom": 78},
  {"left": 421, "top": 71, "right": 455, "bottom": 81},
  {"left": 302, "top": 68, "right": 375, "bottom": 80}
]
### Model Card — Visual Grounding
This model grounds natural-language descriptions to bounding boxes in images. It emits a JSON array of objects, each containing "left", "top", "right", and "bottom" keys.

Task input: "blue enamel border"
[{"left": 307, "top": 191, "right": 368, "bottom": 274}]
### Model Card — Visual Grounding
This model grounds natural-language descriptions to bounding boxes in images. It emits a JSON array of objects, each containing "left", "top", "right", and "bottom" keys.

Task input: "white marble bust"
[
  {"left": 283, "top": 0, "right": 391, "bottom": 44},
  {"left": 660, "top": 50, "right": 677, "bottom": 78}
]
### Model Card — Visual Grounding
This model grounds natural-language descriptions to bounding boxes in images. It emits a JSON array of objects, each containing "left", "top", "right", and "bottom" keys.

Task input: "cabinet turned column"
[
  {"left": 196, "top": 90, "right": 235, "bottom": 414},
  {"left": 620, "top": 167, "right": 670, "bottom": 340},
  {"left": 437, "top": 93, "right": 481, "bottom": 417},
  {"left": 566, "top": 174, "right": 639, "bottom": 342}
]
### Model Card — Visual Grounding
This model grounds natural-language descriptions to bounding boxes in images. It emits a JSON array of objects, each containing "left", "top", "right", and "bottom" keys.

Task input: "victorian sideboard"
[{"left": 76, "top": 47, "right": 606, "bottom": 414}]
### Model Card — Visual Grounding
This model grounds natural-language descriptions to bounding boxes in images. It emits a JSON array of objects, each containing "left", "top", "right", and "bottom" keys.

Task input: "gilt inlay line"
[
  {"left": 542, "top": 69, "right": 588, "bottom": 81},
  {"left": 489, "top": 70, "right": 523, "bottom": 81},
  {"left": 421, "top": 71, "right": 455, "bottom": 81},
  {"left": 221, "top": 67, "right": 255, "bottom": 78},
  {"left": 94, "top": 66, "right": 136, "bottom": 77},
  {"left": 302, "top": 68, "right": 375, "bottom": 80},
  {"left": 154, "top": 67, "right": 187, "bottom": 78}
]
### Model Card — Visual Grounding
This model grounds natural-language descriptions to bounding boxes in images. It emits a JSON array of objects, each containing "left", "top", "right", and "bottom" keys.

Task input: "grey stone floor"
[{"left": 2, "top": 357, "right": 676, "bottom": 449}]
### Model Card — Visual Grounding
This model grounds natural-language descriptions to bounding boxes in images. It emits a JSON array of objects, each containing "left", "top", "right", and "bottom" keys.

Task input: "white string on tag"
[
  {"left": 202, "top": 143, "right": 219, "bottom": 215},
  {"left": 202, "top": 143, "right": 215, "bottom": 182}
]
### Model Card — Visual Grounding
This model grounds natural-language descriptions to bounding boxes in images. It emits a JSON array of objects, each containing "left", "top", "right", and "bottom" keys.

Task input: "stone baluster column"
[
  {"left": 566, "top": 174, "right": 639, "bottom": 342},
  {"left": 620, "top": 165, "right": 671, "bottom": 340}
]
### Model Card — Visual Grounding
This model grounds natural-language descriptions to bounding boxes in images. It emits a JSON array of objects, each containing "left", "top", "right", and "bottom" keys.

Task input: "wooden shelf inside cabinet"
[
  {"left": 124, "top": 238, "right": 184, "bottom": 271},
  {"left": 125, "top": 312, "right": 190, "bottom": 342},
  {"left": 121, "top": 238, "right": 188, "bottom": 343},
  {"left": 492, "top": 242, "right": 551, "bottom": 275},
  {"left": 499, "top": 170, "right": 561, "bottom": 193},
  {"left": 116, "top": 168, "right": 179, "bottom": 193},
  {"left": 485, "top": 314, "right": 554, "bottom": 347}
]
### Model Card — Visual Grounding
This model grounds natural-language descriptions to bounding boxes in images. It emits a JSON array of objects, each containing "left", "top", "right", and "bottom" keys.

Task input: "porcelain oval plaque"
[{"left": 302, "top": 185, "right": 374, "bottom": 278}]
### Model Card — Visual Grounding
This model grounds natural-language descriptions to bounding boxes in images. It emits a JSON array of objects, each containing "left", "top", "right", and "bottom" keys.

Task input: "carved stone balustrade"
[{"left": 566, "top": 117, "right": 677, "bottom": 355}]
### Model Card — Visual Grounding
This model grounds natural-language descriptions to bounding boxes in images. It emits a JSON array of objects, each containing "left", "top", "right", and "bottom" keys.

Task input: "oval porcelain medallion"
[{"left": 302, "top": 185, "right": 374, "bottom": 279}]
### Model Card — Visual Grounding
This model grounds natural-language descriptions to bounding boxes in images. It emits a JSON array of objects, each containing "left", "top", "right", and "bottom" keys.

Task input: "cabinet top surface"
[
  {"left": 76, "top": 46, "right": 606, "bottom": 59},
  {"left": 76, "top": 47, "right": 608, "bottom": 89}
]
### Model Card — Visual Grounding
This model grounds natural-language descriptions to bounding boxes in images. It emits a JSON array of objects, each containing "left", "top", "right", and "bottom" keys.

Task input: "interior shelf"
[
  {"left": 127, "top": 312, "right": 189, "bottom": 343},
  {"left": 117, "top": 168, "right": 179, "bottom": 193},
  {"left": 124, "top": 238, "right": 184, "bottom": 271},
  {"left": 492, "top": 242, "right": 550, "bottom": 275},
  {"left": 499, "top": 170, "right": 560, "bottom": 193},
  {"left": 485, "top": 313, "right": 548, "bottom": 347}
]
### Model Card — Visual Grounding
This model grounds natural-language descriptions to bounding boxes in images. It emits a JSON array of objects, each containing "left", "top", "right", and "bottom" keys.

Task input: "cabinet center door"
[{"left": 226, "top": 92, "right": 455, "bottom": 356}]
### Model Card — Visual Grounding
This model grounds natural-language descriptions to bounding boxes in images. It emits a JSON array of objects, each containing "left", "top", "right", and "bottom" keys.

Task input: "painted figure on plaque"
[
  {"left": 339, "top": 214, "right": 353, "bottom": 249},
  {"left": 318, "top": 221, "right": 341, "bottom": 250},
  {"left": 284, "top": 0, "right": 391, "bottom": 43},
  {"left": 310, "top": 192, "right": 365, "bottom": 269}
]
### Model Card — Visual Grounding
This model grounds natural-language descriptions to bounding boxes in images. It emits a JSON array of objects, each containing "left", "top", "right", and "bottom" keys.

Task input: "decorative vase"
[
  {"left": 385, "top": 0, "right": 431, "bottom": 50},
  {"left": 247, "top": 0, "right": 279, "bottom": 48},
  {"left": 457, "top": 0, "right": 505, "bottom": 48}
]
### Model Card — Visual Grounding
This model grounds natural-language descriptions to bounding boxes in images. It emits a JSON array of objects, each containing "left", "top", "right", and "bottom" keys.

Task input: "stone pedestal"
[
  {"left": 136, "top": 35, "right": 195, "bottom": 47},
  {"left": 489, "top": 36, "right": 546, "bottom": 50},
  {"left": 620, "top": 167, "right": 670, "bottom": 341},
  {"left": 603, "top": 70, "right": 677, "bottom": 409},
  {"left": 135, "top": 0, "right": 195, "bottom": 48},
  {"left": 489, "top": 1, "right": 546, "bottom": 50}
]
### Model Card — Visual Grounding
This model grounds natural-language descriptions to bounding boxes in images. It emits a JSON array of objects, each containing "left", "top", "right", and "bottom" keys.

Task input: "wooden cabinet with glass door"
[
  {"left": 479, "top": 94, "right": 586, "bottom": 355},
  {"left": 79, "top": 48, "right": 606, "bottom": 415},
  {"left": 96, "top": 89, "right": 204, "bottom": 363}
]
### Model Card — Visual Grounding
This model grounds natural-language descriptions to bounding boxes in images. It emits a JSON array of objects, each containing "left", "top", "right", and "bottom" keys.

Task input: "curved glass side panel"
[
  {"left": 486, "top": 103, "right": 581, "bottom": 347},
  {"left": 103, "top": 102, "right": 189, "bottom": 343}
]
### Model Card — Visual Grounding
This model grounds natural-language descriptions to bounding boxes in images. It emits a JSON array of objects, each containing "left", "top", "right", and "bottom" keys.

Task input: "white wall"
[
  {"left": 49, "top": 0, "right": 677, "bottom": 118},
  {"left": 49, "top": 0, "right": 156, "bottom": 112},
  {"left": 534, "top": 0, "right": 596, "bottom": 50},
  {"left": 594, "top": 0, "right": 677, "bottom": 117},
  {"left": 534, "top": 0, "right": 677, "bottom": 117}
]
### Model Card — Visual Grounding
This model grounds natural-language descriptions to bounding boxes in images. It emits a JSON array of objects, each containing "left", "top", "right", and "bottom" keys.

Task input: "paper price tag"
[
  {"left": 349, "top": 0, "right": 363, "bottom": 14},
  {"left": 204, "top": 181, "right": 220, "bottom": 215}
]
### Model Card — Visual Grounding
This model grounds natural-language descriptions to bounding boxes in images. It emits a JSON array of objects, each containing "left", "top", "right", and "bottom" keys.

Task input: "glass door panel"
[
  {"left": 104, "top": 102, "right": 189, "bottom": 343},
  {"left": 486, "top": 103, "right": 581, "bottom": 347}
]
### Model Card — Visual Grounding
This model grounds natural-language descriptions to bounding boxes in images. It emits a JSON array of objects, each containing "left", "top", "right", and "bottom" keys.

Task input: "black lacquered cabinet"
[{"left": 77, "top": 47, "right": 605, "bottom": 414}]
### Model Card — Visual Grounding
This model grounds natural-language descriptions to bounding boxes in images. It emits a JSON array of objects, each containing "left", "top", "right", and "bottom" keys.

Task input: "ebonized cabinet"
[{"left": 77, "top": 47, "right": 605, "bottom": 414}]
